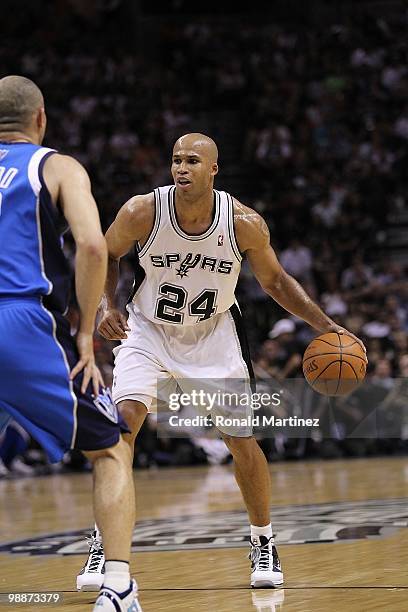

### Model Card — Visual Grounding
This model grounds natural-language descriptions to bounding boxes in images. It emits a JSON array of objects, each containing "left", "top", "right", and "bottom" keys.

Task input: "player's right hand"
[
  {"left": 98, "top": 308, "right": 130, "bottom": 340},
  {"left": 328, "top": 324, "right": 368, "bottom": 363},
  {"left": 71, "top": 331, "right": 105, "bottom": 396}
]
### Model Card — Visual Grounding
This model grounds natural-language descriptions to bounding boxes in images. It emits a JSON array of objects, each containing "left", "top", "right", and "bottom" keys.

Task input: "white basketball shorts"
[{"left": 112, "top": 302, "right": 253, "bottom": 414}]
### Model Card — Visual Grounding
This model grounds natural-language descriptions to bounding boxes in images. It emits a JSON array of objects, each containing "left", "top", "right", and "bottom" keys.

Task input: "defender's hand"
[
  {"left": 98, "top": 308, "right": 130, "bottom": 340},
  {"left": 70, "top": 332, "right": 104, "bottom": 395}
]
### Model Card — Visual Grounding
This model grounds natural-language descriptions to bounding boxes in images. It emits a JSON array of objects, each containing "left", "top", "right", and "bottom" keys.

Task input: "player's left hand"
[
  {"left": 327, "top": 324, "right": 368, "bottom": 363},
  {"left": 70, "top": 332, "right": 105, "bottom": 396}
]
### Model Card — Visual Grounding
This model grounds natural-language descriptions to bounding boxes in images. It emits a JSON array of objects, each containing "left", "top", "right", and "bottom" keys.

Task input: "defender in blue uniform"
[
  {"left": 0, "top": 76, "right": 141, "bottom": 612},
  {"left": 0, "top": 111, "right": 123, "bottom": 460}
]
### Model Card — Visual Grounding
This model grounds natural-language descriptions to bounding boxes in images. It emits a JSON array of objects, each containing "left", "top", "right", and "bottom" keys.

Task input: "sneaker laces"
[
  {"left": 249, "top": 537, "right": 272, "bottom": 571},
  {"left": 85, "top": 535, "right": 104, "bottom": 573}
]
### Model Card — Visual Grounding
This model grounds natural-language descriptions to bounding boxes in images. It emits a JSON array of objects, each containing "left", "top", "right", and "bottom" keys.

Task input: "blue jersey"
[
  {"left": 0, "top": 142, "right": 128, "bottom": 461},
  {"left": 0, "top": 142, "right": 70, "bottom": 313}
]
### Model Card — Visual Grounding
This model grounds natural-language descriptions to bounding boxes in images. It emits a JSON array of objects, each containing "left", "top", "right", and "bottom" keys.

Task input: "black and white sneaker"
[
  {"left": 93, "top": 579, "right": 142, "bottom": 611},
  {"left": 77, "top": 530, "right": 105, "bottom": 591},
  {"left": 249, "top": 536, "right": 284, "bottom": 588}
]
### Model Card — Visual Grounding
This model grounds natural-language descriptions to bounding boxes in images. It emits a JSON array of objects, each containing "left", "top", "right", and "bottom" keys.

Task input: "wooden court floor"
[{"left": 1, "top": 457, "right": 408, "bottom": 611}]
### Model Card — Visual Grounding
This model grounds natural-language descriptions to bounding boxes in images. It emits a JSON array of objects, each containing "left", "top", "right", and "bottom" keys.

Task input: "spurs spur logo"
[{"left": 176, "top": 253, "right": 201, "bottom": 279}]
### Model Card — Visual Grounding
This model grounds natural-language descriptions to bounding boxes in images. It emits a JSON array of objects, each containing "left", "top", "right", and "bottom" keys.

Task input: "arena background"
[{"left": 1, "top": 0, "right": 407, "bottom": 474}]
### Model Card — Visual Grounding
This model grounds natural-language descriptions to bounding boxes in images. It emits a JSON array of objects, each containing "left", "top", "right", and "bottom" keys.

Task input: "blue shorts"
[{"left": 0, "top": 298, "right": 129, "bottom": 462}]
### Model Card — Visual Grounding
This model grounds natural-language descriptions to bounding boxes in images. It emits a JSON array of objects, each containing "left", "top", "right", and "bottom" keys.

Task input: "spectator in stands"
[{"left": 280, "top": 237, "right": 313, "bottom": 283}]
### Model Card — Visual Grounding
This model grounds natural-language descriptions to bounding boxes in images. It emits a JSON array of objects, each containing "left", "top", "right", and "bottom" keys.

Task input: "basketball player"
[
  {"left": 78, "top": 133, "right": 366, "bottom": 590},
  {"left": 0, "top": 76, "right": 141, "bottom": 612}
]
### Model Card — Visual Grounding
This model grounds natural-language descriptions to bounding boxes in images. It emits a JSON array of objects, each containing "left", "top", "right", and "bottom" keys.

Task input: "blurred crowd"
[{"left": 1, "top": 4, "right": 408, "bottom": 476}]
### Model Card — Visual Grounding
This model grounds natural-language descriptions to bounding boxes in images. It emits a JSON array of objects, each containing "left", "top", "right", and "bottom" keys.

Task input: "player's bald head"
[
  {"left": 0, "top": 76, "right": 44, "bottom": 130},
  {"left": 173, "top": 133, "right": 218, "bottom": 163}
]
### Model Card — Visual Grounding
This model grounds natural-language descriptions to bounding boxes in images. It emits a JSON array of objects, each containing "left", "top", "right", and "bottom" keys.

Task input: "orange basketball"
[{"left": 302, "top": 332, "right": 366, "bottom": 396}]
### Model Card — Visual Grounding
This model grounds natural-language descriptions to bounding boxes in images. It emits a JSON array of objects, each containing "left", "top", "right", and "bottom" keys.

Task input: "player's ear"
[
  {"left": 37, "top": 107, "right": 46, "bottom": 130},
  {"left": 211, "top": 163, "right": 219, "bottom": 176},
  {"left": 37, "top": 108, "right": 47, "bottom": 143}
]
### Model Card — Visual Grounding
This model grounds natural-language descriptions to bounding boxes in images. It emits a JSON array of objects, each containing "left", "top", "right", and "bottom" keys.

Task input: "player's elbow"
[
  {"left": 260, "top": 268, "right": 284, "bottom": 296},
  {"left": 76, "top": 235, "right": 107, "bottom": 262}
]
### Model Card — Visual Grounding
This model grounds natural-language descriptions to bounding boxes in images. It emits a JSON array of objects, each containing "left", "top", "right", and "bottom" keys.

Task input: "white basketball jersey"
[{"left": 130, "top": 185, "right": 242, "bottom": 326}]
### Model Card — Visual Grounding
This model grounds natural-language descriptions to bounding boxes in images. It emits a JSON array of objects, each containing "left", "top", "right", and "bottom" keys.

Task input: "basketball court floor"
[{"left": 1, "top": 457, "right": 407, "bottom": 611}]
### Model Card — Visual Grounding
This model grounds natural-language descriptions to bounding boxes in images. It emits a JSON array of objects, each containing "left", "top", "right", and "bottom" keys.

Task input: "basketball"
[{"left": 302, "top": 332, "right": 366, "bottom": 396}]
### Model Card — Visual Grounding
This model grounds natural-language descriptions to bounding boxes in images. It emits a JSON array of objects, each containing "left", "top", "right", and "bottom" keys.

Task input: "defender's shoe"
[
  {"left": 93, "top": 580, "right": 142, "bottom": 611},
  {"left": 77, "top": 530, "right": 105, "bottom": 591},
  {"left": 249, "top": 535, "right": 284, "bottom": 588}
]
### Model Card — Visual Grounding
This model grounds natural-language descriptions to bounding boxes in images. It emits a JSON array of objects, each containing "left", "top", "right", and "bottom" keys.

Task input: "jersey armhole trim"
[
  {"left": 27, "top": 147, "right": 56, "bottom": 197},
  {"left": 38, "top": 150, "right": 62, "bottom": 215},
  {"left": 227, "top": 193, "right": 243, "bottom": 262},
  {"left": 138, "top": 189, "right": 161, "bottom": 258}
]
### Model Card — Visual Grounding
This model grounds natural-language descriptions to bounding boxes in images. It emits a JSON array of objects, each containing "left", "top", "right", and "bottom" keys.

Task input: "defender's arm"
[{"left": 43, "top": 153, "right": 107, "bottom": 393}]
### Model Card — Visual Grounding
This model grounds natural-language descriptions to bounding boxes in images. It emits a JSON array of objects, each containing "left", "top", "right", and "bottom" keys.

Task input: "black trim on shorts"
[{"left": 229, "top": 302, "right": 256, "bottom": 391}]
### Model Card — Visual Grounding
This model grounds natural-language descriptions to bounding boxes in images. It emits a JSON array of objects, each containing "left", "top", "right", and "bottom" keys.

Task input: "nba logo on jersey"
[
  {"left": 0, "top": 150, "right": 8, "bottom": 161},
  {"left": 218, "top": 234, "right": 224, "bottom": 246}
]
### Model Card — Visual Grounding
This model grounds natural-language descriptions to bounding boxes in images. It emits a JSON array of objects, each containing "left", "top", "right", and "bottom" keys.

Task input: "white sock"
[
  {"left": 94, "top": 524, "right": 101, "bottom": 540},
  {"left": 251, "top": 523, "right": 273, "bottom": 543},
  {"left": 103, "top": 561, "right": 130, "bottom": 593}
]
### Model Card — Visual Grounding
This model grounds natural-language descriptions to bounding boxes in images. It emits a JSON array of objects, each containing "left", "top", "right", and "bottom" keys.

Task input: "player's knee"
[
  {"left": 221, "top": 434, "right": 256, "bottom": 457},
  {"left": 118, "top": 400, "right": 148, "bottom": 435},
  {"left": 84, "top": 445, "right": 117, "bottom": 464},
  {"left": 84, "top": 437, "right": 131, "bottom": 465}
]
